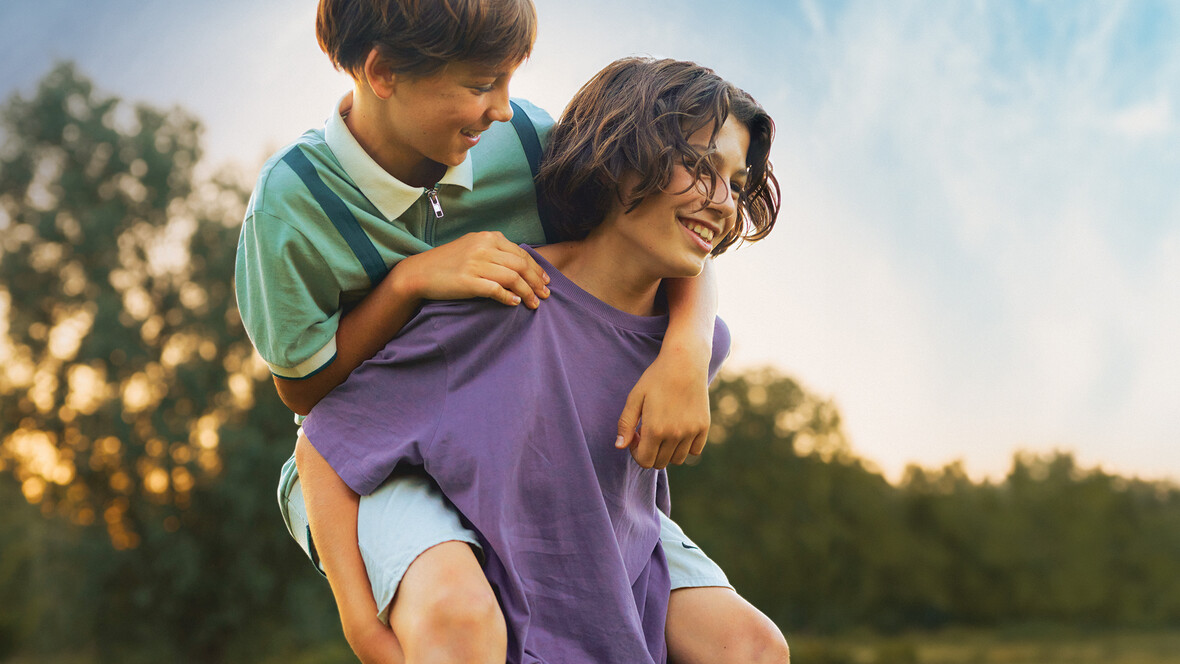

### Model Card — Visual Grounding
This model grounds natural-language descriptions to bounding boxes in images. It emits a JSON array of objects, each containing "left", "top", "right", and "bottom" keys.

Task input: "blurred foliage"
[
  {"left": 0, "top": 63, "right": 341, "bottom": 663},
  {"left": 671, "top": 370, "right": 1180, "bottom": 634},
  {"left": 2, "top": 64, "right": 1180, "bottom": 662}
]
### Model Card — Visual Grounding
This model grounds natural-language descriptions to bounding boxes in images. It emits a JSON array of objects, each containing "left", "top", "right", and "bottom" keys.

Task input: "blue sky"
[{"left": 2, "top": 0, "right": 1178, "bottom": 481}]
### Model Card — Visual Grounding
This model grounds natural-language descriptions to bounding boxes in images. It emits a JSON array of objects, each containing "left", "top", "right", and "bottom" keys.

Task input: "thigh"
[
  {"left": 357, "top": 469, "right": 483, "bottom": 623},
  {"left": 658, "top": 512, "right": 733, "bottom": 590}
]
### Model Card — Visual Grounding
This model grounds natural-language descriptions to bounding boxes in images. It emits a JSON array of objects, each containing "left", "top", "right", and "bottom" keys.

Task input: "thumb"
[{"left": 616, "top": 392, "right": 644, "bottom": 449}]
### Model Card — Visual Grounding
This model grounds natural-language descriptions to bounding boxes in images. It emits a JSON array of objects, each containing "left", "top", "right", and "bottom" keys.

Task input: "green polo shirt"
[{"left": 235, "top": 94, "right": 553, "bottom": 379}]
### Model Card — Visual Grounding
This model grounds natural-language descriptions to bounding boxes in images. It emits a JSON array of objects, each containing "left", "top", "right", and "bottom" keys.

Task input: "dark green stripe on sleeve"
[{"left": 281, "top": 147, "right": 388, "bottom": 287}]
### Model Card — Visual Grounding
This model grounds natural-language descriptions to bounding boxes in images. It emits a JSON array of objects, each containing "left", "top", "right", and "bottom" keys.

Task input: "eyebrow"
[
  {"left": 697, "top": 147, "right": 750, "bottom": 179},
  {"left": 468, "top": 64, "right": 510, "bottom": 79}
]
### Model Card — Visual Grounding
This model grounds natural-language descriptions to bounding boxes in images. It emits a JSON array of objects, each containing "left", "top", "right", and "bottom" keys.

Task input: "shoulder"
[
  {"left": 413, "top": 297, "right": 537, "bottom": 356},
  {"left": 508, "top": 97, "right": 555, "bottom": 148},
  {"left": 247, "top": 128, "right": 337, "bottom": 217},
  {"left": 509, "top": 97, "right": 555, "bottom": 131},
  {"left": 239, "top": 128, "right": 352, "bottom": 273}
]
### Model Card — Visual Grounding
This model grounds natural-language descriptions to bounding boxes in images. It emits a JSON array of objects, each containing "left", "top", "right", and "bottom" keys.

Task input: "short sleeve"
[
  {"left": 301, "top": 312, "right": 449, "bottom": 495},
  {"left": 235, "top": 208, "right": 342, "bottom": 378},
  {"left": 707, "top": 317, "right": 732, "bottom": 383}
]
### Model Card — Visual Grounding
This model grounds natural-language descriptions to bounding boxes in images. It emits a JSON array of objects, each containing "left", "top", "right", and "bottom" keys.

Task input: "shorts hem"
[
  {"left": 369, "top": 535, "right": 484, "bottom": 625},
  {"left": 669, "top": 575, "right": 735, "bottom": 592}
]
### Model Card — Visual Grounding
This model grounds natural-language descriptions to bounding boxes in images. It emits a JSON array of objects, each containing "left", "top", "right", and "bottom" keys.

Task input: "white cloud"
[{"left": 1110, "top": 98, "right": 1173, "bottom": 138}]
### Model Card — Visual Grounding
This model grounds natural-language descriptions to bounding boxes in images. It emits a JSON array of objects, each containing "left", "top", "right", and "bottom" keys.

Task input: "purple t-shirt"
[{"left": 304, "top": 246, "right": 730, "bottom": 664}]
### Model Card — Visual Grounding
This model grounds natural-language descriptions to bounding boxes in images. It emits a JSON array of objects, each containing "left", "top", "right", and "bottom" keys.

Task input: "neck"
[
  {"left": 344, "top": 88, "right": 447, "bottom": 188},
  {"left": 536, "top": 232, "right": 664, "bottom": 317}
]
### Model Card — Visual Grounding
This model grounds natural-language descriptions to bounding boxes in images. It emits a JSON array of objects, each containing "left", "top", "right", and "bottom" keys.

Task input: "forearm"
[
  {"left": 276, "top": 260, "right": 425, "bottom": 415},
  {"left": 618, "top": 262, "right": 719, "bottom": 466},
  {"left": 295, "top": 436, "right": 404, "bottom": 664},
  {"left": 662, "top": 259, "right": 718, "bottom": 360}
]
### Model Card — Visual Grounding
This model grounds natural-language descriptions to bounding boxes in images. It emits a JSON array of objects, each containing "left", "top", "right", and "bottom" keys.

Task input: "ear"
[{"left": 362, "top": 48, "right": 399, "bottom": 100}]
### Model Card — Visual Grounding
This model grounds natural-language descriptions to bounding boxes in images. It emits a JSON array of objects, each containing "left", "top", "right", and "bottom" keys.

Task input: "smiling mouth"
[
  {"left": 681, "top": 220, "right": 717, "bottom": 244},
  {"left": 460, "top": 128, "right": 485, "bottom": 138}
]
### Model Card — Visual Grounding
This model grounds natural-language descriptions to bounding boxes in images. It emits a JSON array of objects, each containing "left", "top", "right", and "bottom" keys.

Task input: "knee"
[
  {"left": 721, "top": 613, "right": 790, "bottom": 664},
  {"left": 408, "top": 583, "right": 506, "bottom": 660},
  {"left": 419, "top": 583, "right": 503, "bottom": 633}
]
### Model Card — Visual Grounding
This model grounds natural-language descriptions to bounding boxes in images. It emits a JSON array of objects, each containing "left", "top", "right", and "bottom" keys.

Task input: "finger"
[
  {"left": 616, "top": 393, "right": 644, "bottom": 449},
  {"left": 491, "top": 244, "right": 550, "bottom": 302},
  {"left": 632, "top": 428, "right": 662, "bottom": 469},
  {"left": 515, "top": 248, "right": 551, "bottom": 297},
  {"left": 652, "top": 435, "right": 681, "bottom": 470},
  {"left": 688, "top": 431, "right": 707, "bottom": 457},
  {"left": 473, "top": 276, "right": 522, "bottom": 307},
  {"left": 632, "top": 438, "right": 660, "bottom": 469},
  {"left": 670, "top": 438, "right": 694, "bottom": 466},
  {"left": 481, "top": 264, "right": 540, "bottom": 309}
]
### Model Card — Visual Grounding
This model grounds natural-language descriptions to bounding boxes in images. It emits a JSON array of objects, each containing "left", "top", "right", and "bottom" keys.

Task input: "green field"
[
  {"left": 788, "top": 628, "right": 1180, "bottom": 664},
  {"left": 6, "top": 628, "right": 1180, "bottom": 663}
]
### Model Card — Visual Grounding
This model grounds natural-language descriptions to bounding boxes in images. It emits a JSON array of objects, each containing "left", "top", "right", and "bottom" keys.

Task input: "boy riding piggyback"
[{"left": 235, "top": 0, "right": 789, "bottom": 662}]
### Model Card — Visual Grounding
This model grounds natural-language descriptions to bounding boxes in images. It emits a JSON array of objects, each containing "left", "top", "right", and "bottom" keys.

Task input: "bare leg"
[
  {"left": 390, "top": 540, "right": 507, "bottom": 664},
  {"left": 297, "top": 436, "right": 506, "bottom": 664},
  {"left": 665, "top": 586, "right": 790, "bottom": 664},
  {"left": 297, "top": 435, "right": 405, "bottom": 664}
]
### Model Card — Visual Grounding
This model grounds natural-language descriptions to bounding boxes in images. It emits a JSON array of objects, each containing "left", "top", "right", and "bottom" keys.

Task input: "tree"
[
  {"left": 0, "top": 63, "right": 340, "bottom": 663},
  {"left": 670, "top": 368, "right": 906, "bottom": 630},
  {"left": 675, "top": 370, "right": 1180, "bottom": 634}
]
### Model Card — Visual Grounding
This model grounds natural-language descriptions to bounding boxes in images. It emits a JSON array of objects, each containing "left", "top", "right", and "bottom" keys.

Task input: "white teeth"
[{"left": 685, "top": 222, "right": 715, "bottom": 243}]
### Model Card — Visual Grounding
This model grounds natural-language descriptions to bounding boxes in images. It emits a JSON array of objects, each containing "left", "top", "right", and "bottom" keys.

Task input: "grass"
[
  {"left": 7, "top": 628, "right": 1180, "bottom": 663},
  {"left": 787, "top": 627, "right": 1180, "bottom": 664}
]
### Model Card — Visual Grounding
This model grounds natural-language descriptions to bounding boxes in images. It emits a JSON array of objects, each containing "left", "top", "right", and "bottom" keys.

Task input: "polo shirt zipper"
[
  {"left": 425, "top": 187, "right": 444, "bottom": 219},
  {"left": 424, "top": 186, "right": 443, "bottom": 245}
]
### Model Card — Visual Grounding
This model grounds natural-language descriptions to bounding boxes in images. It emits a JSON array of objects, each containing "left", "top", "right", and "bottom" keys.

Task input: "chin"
[
  {"left": 428, "top": 145, "right": 469, "bottom": 168},
  {"left": 665, "top": 258, "right": 707, "bottom": 280}
]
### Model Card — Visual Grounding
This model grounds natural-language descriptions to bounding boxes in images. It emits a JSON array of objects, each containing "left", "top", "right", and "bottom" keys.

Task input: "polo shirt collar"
[{"left": 324, "top": 92, "right": 474, "bottom": 222}]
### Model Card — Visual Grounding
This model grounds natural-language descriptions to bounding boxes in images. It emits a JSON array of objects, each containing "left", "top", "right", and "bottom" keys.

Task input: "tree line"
[{"left": 1, "top": 64, "right": 1178, "bottom": 663}]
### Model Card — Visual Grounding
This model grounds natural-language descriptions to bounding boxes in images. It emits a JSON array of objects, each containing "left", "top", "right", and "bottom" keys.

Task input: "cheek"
[
  {"left": 667, "top": 170, "right": 700, "bottom": 197},
  {"left": 447, "top": 94, "right": 486, "bottom": 120}
]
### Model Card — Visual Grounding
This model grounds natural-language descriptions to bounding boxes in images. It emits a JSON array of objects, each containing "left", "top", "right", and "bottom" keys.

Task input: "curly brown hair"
[
  {"left": 537, "top": 57, "right": 780, "bottom": 255},
  {"left": 316, "top": 0, "right": 536, "bottom": 79}
]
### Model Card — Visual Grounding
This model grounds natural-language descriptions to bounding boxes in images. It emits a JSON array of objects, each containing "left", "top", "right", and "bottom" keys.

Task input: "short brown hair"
[
  {"left": 537, "top": 57, "right": 780, "bottom": 255},
  {"left": 316, "top": 0, "right": 537, "bottom": 79}
]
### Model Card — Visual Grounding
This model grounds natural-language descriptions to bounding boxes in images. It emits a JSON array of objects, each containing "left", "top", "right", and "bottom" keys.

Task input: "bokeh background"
[{"left": 2, "top": 1, "right": 1178, "bottom": 662}]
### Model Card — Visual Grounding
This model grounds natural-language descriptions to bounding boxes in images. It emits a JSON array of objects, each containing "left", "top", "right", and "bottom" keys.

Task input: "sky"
[{"left": 2, "top": 0, "right": 1178, "bottom": 482}]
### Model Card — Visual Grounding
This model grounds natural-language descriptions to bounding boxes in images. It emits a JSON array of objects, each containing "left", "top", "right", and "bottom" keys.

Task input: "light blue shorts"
[{"left": 279, "top": 453, "right": 731, "bottom": 623}]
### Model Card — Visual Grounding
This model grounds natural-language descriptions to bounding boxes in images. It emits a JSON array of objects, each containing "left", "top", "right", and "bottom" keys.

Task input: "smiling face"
[
  {"left": 597, "top": 115, "right": 751, "bottom": 280},
  {"left": 383, "top": 59, "right": 518, "bottom": 171}
]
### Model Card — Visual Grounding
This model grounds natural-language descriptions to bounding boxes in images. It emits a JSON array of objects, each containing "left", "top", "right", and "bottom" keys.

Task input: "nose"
[
  {"left": 487, "top": 87, "right": 513, "bottom": 123},
  {"left": 708, "top": 179, "right": 739, "bottom": 228}
]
